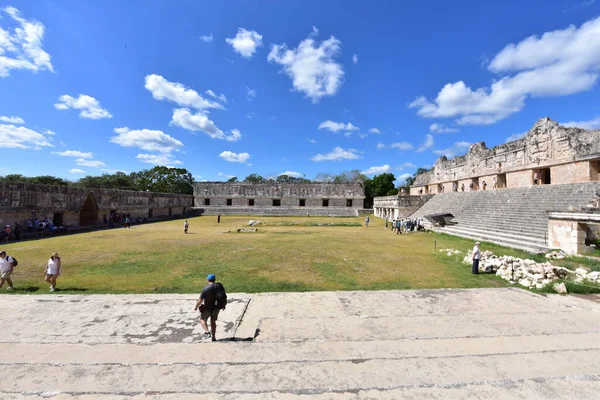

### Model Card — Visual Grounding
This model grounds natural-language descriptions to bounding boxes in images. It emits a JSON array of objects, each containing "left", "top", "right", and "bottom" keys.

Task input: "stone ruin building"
[
  {"left": 374, "top": 118, "right": 600, "bottom": 255},
  {"left": 0, "top": 182, "right": 193, "bottom": 229},
  {"left": 193, "top": 182, "right": 365, "bottom": 216}
]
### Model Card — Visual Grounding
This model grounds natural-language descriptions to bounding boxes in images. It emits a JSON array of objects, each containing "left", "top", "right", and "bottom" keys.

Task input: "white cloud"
[
  {"left": 136, "top": 153, "right": 183, "bottom": 166},
  {"left": 226, "top": 28, "right": 263, "bottom": 58},
  {"left": 204, "top": 89, "right": 227, "bottom": 103},
  {"left": 311, "top": 146, "right": 361, "bottom": 161},
  {"left": 279, "top": 171, "right": 303, "bottom": 178},
  {"left": 53, "top": 150, "right": 93, "bottom": 158},
  {"left": 144, "top": 74, "right": 223, "bottom": 110},
  {"left": 396, "top": 173, "right": 412, "bottom": 185},
  {"left": 362, "top": 164, "right": 391, "bottom": 175},
  {"left": 219, "top": 151, "right": 251, "bottom": 164},
  {"left": 318, "top": 120, "right": 359, "bottom": 132},
  {"left": 433, "top": 141, "right": 472, "bottom": 158},
  {"left": 0, "top": 115, "right": 24, "bottom": 124},
  {"left": 69, "top": 168, "right": 85, "bottom": 174},
  {"left": 563, "top": 116, "right": 600, "bottom": 130},
  {"left": 0, "top": 6, "right": 53, "bottom": 77},
  {"left": 199, "top": 33, "right": 214, "bottom": 43},
  {"left": 170, "top": 108, "right": 241, "bottom": 142},
  {"left": 369, "top": 127, "right": 381, "bottom": 134},
  {"left": 217, "top": 172, "right": 236, "bottom": 179},
  {"left": 505, "top": 132, "right": 527, "bottom": 142},
  {"left": 246, "top": 86, "right": 256, "bottom": 101},
  {"left": 54, "top": 94, "right": 112, "bottom": 119},
  {"left": 0, "top": 124, "right": 53, "bottom": 149},
  {"left": 429, "top": 123, "right": 458, "bottom": 133},
  {"left": 409, "top": 16, "right": 600, "bottom": 125},
  {"left": 416, "top": 134, "right": 434, "bottom": 152},
  {"left": 308, "top": 138, "right": 317, "bottom": 143},
  {"left": 268, "top": 32, "right": 344, "bottom": 102},
  {"left": 352, "top": 54, "right": 358, "bottom": 64},
  {"left": 376, "top": 142, "right": 386, "bottom": 150},
  {"left": 75, "top": 158, "right": 105, "bottom": 167},
  {"left": 390, "top": 142, "right": 414, "bottom": 150},
  {"left": 44, "top": 129, "right": 56, "bottom": 135},
  {"left": 402, "top": 162, "right": 417, "bottom": 168},
  {"left": 110, "top": 127, "right": 184, "bottom": 153}
]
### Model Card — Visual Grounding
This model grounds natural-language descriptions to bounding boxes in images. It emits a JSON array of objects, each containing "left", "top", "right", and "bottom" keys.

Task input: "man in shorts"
[
  {"left": 195, "top": 273, "right": 221, "bottom": 341},
  {"left": 0, "top": 250, "right": 15, "bottom": 290}
]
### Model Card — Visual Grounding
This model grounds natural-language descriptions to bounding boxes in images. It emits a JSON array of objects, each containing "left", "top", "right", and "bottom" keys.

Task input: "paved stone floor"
[{"left": 1, "top": 288, "right": 600, "bottom": 399}]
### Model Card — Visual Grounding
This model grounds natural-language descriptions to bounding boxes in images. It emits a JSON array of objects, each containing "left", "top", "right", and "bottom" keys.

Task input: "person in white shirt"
[
  {"left": 44, "top": 252, "right": 61, "bottom": 292},
  {"left": 0, "top": 250, "right": 15, "bottom": 290},
  {"left": 184, "top": 220, "right": 189, "bottom": 234},
  {"left": 472, "top": 242, "right": 481, "bottom": 274}
]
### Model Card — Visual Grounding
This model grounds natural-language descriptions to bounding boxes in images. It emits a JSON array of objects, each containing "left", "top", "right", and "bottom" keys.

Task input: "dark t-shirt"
[{"left": 200, "top": 283, "right": 217, "bottom": 310}]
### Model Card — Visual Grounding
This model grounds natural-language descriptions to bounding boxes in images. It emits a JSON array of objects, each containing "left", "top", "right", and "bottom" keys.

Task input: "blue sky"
[{"left": 1, "top": 0, "right": 599, "bottom": 184}]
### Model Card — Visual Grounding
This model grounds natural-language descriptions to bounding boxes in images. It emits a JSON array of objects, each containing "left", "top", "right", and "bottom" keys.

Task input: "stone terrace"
[
  {"left": 410, "top": 181, "right": 600, "bottom": 252},
  {"left": 2, "top": 288, "right": 600, "bottom": 398}
]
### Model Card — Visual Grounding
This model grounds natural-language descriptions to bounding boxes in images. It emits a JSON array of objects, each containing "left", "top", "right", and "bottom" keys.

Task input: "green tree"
[
  {"left": 130, "top": 166, "right": 194, "bottom": 194},
  {"left": 227, "top": 176, "right": 238, "bottom": 183},
  {"left": 244, "top": 173, "right": 267, "bottom": 184},
  {"left": 370, "top": 173, "right": 396, "bottom": 197}
]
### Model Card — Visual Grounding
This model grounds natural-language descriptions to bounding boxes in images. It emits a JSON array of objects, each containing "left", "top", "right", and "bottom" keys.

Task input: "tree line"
[{"left": 0, "top": 167, "right": 428, "bottom": 203}]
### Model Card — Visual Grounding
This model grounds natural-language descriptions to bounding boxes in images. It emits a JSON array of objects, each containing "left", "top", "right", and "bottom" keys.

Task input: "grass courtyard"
[{"left": 1, "top": 215, "right": 598, "bottom": 294}]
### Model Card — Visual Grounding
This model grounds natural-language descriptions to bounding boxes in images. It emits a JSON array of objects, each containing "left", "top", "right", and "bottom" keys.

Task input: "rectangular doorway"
[
  {"left": 591, "top": 160, "right": 600, "bottom": 181},
  {"left": 496, "top": 173, "right": 507, "bottom": 188},
  {"left": 53, "top": 212, "right": 64, "bottom": 226},
  {"left": 540, "top": 168, "right": 551, "bottom": 185}
]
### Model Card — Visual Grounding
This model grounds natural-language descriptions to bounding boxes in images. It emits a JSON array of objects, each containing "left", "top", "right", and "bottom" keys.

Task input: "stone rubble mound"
[
  {"left": 545, "top": 250, "right": 568, "bottom": 260},
  {"left": 248, "top": 220, "right": 262, "bottom": 226}
]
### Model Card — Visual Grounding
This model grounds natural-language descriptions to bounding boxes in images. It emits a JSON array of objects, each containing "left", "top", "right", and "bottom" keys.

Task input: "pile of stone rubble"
[
  {"left": 545, "top": 250, "right": 568, "bottom": 260},
  {"left": 441, "top": 248, "right": 600, "bottom": 291},
  {"left": 248, "top": 220, "right": 262, "bottom": 226}
]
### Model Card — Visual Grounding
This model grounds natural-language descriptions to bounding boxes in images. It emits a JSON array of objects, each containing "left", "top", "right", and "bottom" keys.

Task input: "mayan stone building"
[
  {"left": 0, "top": 183, "right": 193, "bottom": 228},
  {"left": 193, "top": 182, "right": 365, "bottom": 216},
  {"left": 410, "top": 118, "right": 600, "bottom": 195}
]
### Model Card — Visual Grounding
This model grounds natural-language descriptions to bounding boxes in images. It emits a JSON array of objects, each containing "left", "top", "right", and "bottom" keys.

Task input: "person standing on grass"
[
  {"left": 45, "top": 252, "right": 61, "bottom": 292},
  {"left": 365, "top": 216, "right": 369, "bottom": 227},
  {"left": 0, "top": 250, "right": 15, "bottom": 290},
  {"left": 472, "top": 242, "right": 481, "bottom": 274},
  {"left": 217, "top": 214, "right": 221, "bottom": 224},
  {"left": 195, "top": 273, "right": 227, "bottom": 342},
  {"left": 184, "top": 220, "right": 189, "bottom": 234}
]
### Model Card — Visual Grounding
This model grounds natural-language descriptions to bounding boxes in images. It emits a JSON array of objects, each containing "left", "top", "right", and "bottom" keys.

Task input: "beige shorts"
[
  {"left": 1, "top": 270, "right": 11, "bottom": 279},
  {"left": 200, "top": 308, "right": 220, "bottom": 321}
]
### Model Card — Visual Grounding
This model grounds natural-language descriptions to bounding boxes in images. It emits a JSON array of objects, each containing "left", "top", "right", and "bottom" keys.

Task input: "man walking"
[
  {"left": 195, "top": 274, "right": 226, "bottom": 342},
  {"left": 472, "top": 242, "right": 481, "bottom": 274},
  {"left": 184, "top": 220, "right": 189, "bottom": 234},
  {"left": 0, "top": 250, "right": 15, "bottom": 290},
  {"left": 365, "top": 216, "right": 370, "bottom": 227}
]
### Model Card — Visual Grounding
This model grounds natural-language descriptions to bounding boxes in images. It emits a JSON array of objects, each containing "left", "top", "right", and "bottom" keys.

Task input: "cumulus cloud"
[
  {"left": 0, "top": 116, "right": 24, "bottom": 124},
  {"left": 144, "top": 74, "right": 223, "bottom": 110},
  {"left": 279, "top": 171, "right": 303, "bottom": 178},
  {"left": 396, "top": 173, "right": 412, "bottom": 185},
  {"left": 75, "top": 158, "right": 105, "bottom": 167},
  {"left": 69, "top": 168, "right": 85, "bottom": 174},
  {"left": 409, "top": 16, "right": 600, "bottom": 125},
  {"left": 369, "top": 128, "right": 381, "bottom": 134},
  {"left": 318, "top": 120, "right": 359, "bottom": 132},
  {"left": 362, "top": 165, "right": 391, "bottom": 175},
  {"left": 246, "top": 86, "right": 256, "bottom": 101},
  {"left": 204, "top": 89, "right": 227, "bottom": 103},
  {"left": 226, "top": 28, "right": 263, "bottom": 58},
  {"left": 0, "top": 124, "right": 53, "bottom": 149},
  {"left": 0, "top": 6, "right": 53, "bottom": 77},
  {"left": 54, "top": 94, "right": 112, "bottom": 119},
  {"left": 268, "top": 32, "right": 344, "bottom": 102},
  {"left": 416, "top": 134, "right": 434, "bottom": 152},
  {"left": 110, "top": 127, "right": 184, "bottom": 153},
  {"left": 429, "top": 123, "right": 458, "bottom": 133},
  {"left": 433, "top": 141, "right": 472, "bottom": 158},
  {"left": 563, "top": 116, "right": 600, "bottom": 130},
  {"left": 170, "top": 109, "right": 241, "bottom": 142},
  {"left": 219, "top": 151, "right": 251, "bottom": 164},
  {"left": 352, "top": 54, "right": 358, "bottom": 64},
  {"left": 136, "top": 153, "right": 183, "bottom": 166},
  {"left": 311, "top": 147, "right": 361, "bottom": 161},
  {"left": 53, "top": 150, "right": 93, "bottom": 158},
  {"left": 199, "top": 33, "right": 214, "bottom": 43}
]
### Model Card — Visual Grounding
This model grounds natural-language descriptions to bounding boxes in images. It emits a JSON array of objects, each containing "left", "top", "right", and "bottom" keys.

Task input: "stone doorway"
[
  {"left": 540, "top": 168, "right": 551, "bottom": 185},
  {"left": 591, "top": 160, "right": 600, "bottom": 181},
  {"left": 496, "top": 173, "right": 507, "bottom": 188},
  {"left": 53, "top": 212, "right": 64, "bottom": 226},
  {"left": 79, "top": 193, "right": 99, "bottom": 226},
  {"left": 470, "top": 178, "right": 479, "bottom": 191}
]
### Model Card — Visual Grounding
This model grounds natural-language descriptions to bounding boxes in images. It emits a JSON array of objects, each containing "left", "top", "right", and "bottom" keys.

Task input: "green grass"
[{"left": 0, "top": 215, "right": 593, "bottom": 294}]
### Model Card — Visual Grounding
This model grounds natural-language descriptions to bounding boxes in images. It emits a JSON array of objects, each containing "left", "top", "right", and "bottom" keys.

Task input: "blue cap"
[{"left": 207, "top": 274, "right": 216, "bottom": 282}]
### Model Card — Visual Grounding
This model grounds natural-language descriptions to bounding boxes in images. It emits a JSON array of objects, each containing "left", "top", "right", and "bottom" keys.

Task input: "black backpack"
[
  {"left": 214, "top": 283, "right": 227, "bottom": 309},
  {"left": 8, "top": 256, "right": 17, "bottom": 267}
]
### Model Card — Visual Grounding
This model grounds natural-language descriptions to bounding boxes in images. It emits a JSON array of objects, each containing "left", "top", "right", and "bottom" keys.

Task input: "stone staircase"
[{"left": 410, "top": 182, "right": 600, "bottom": 253}]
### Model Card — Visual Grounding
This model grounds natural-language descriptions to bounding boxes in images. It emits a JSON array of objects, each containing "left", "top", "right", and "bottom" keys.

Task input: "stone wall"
[
  {"left": 193, "top": 182, "right": 365, "bottom": 212},
  {"left": 411, "top": 118, "right": 600, "bottom": 190},
  {"left": 373, "top": 195, "right": 434, "bottom": 220},
  {"left": 0, "top": 183, "right": 193, "bottom": 227}
]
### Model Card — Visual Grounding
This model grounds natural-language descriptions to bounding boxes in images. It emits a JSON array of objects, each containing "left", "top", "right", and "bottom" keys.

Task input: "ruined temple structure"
[
  {"left": 0, "top": 183, "right": 193, "bottom": 228},
  {"left": 410, "top": 118, "right": 600, "bottom": 195},
  {"left": 193, "top": 182, "right": 365, "bottom": 216}
]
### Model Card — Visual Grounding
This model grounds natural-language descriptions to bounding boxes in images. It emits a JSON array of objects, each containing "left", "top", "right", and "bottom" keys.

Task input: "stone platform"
[{"left": 1, "top": 288, "right": 600, "bottom": 398}]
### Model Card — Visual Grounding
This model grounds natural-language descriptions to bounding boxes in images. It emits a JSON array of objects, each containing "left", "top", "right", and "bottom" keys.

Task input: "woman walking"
[{"left": 45, "top": 252, "right": 61, "bottom": 292}]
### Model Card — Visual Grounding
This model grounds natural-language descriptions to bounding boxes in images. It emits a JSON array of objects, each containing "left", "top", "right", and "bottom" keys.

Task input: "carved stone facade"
[
  {"left": 410, "top": 118, "right": 600, "bottom": 195},
  {"left": 373, "top": 195, "right": 433, "bottom": 220},
  {"left": 0, "top": 183, "right": 193, "bottom": 227},
  {"left": 193, "top": 182, "right": 365, "bottom": 216}
]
